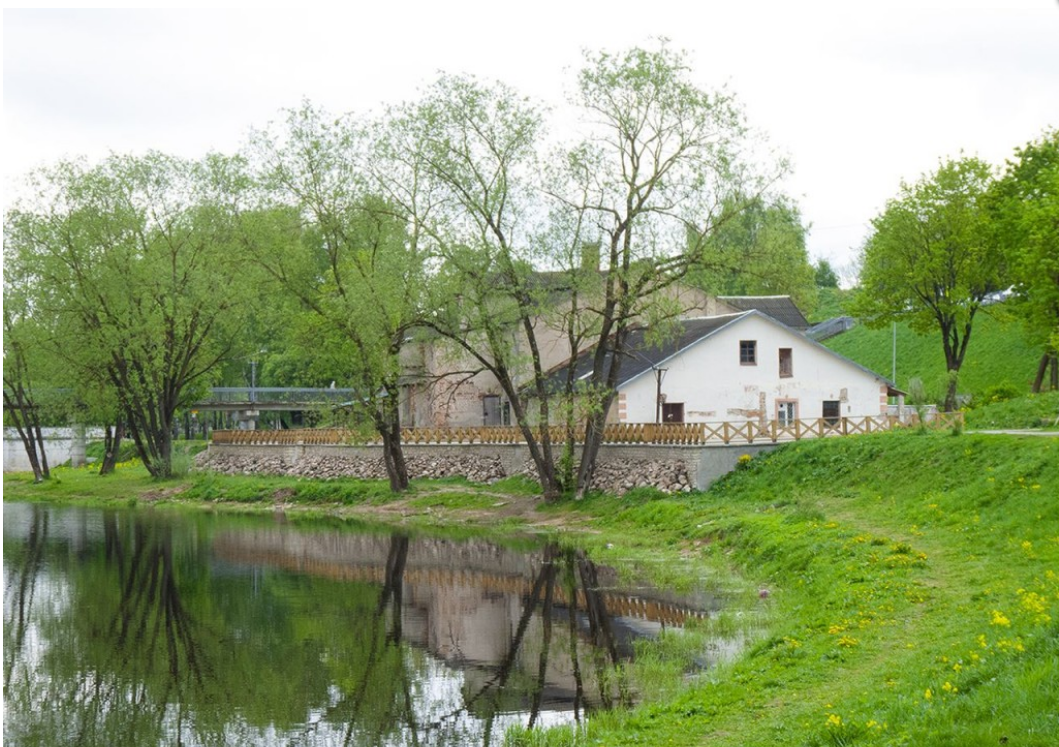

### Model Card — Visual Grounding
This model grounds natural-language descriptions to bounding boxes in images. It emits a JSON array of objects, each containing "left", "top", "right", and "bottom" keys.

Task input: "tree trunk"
[
  {"left": 3, "top": 389, "right": 49, "bottom": 483},
  {"left": 1032, "top": 353, "right": 1050, "bottom": 393},
  {"left": 379, "top": 426, "right": 410, "bottom": 492},
  {"left": 944, "top": 370, "right": 960, "bottom": 413},
  {"left": 376, "top": 394, "right": 410, "bottom": 492},
  {"left": 99, "top": 420, "right": 125, "bottom": 476}
]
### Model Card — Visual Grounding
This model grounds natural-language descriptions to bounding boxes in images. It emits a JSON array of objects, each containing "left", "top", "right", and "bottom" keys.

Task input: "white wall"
[{"left": 620, "top": 314, "right": 888, "bottom": 424}]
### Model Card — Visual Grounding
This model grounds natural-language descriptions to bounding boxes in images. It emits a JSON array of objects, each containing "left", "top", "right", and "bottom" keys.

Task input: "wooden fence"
[{"left": 211, "top": 413, "right": 963, "bottom": 448}]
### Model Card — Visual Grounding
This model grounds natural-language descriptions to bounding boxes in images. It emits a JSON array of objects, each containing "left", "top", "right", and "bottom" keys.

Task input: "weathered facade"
[{"left": 399, "top": 282, "right": 722, "bottom": 428}]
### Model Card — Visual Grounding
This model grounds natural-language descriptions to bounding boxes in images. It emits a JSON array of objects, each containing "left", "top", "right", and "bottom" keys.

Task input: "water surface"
[{"left": 3, "top": 501, "right": 717, "bottom": 746}]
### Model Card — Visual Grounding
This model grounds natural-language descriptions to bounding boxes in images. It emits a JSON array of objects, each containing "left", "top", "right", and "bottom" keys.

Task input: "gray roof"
[
  {"left": 718, "top": 296, "right": 809, "bottom": 330},
  {"left": 540, "top": 314, "right": 745, "bottom": 393}
]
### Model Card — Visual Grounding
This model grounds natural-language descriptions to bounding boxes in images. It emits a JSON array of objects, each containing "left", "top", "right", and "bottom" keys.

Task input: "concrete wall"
[
  {"left": 207, "top": 440, "right": 782, "bottom": 491},
  {"left": 3, "top": 427, "right": 102, "bottom": 472}
]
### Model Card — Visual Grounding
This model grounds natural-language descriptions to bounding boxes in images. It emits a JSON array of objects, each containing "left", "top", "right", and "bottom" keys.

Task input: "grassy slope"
[
  {"left": 557, "top": 432, "right": 1059, "bottom": 747},
  {"left": 5, "top": 432, "right": 1059, "bottom": 746},
  {"left": 823, "top": 312, "right": 1042, "bottom": 402}
]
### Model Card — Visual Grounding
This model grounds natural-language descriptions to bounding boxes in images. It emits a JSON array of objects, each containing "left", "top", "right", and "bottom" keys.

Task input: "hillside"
[{"left": 823, "top": 311, "right": 1042, "bottom": 403}]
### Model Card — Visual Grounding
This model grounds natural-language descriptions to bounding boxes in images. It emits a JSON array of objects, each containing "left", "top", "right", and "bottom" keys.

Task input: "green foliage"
[
  {"left": 687, "top": 194, "right": 817, "bottom": 313},
  {"left": 852, "top": 156, "right": 1004, "bottom": 410},
  {"left": 5, "top": 152, "right": 258, "bottom": 479},
  {"left": 814, "top": 258, "right": 840, "bottom": 289},
  {"left": 972, "top": 382, "right": 1022, "bottom": 408},
  {"left": 85, "top": 439, "right": 140, "bottom": 464},
  {"left": 989, "top": 129, "right": 1059, "bottom": 357},
  {"left": 809, "top": 287, "right": 853, "bottom": 323}
]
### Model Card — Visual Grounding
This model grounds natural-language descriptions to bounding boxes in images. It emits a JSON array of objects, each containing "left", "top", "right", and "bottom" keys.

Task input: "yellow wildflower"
[{"left": 990, "top": 610, "right": 1011, "bottom": 627}]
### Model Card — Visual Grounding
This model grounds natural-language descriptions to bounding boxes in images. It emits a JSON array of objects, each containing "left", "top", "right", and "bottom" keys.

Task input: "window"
[
  {"left": 779, "top": 348, "right": 793, "bottom": 377},
  {"left": 739, "top": 340, "right": 757, "bottom": 365},
  {"left": 823, "top": 400, "right": 841, "bottom": 426},
  {"left": 777, "top": 400, "right": 798, "bottom": 426},
  {"left": 662, "top": 402, "right": 685, "bottom": 423}
]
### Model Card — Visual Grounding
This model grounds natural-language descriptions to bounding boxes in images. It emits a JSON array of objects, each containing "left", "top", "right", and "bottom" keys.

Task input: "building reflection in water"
[{"left": 3, "top": 502, "right": 722, "bottom": 747}]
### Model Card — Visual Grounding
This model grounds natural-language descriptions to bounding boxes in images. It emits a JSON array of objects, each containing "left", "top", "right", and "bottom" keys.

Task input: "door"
[
  {"left": 823, "top": 400, "right": 841, "bottom": 426},
  {"left": 482, "top": 395, "right": 502, "bottom": 425},
  {"left": 662, "top": 402, "right": 685, "bottom": 423}
]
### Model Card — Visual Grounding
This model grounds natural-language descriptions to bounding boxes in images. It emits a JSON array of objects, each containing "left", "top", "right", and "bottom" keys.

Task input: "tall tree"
[
  {"left": 989, "top": 130, "right": 1059, "bottom": 392},
  {"left": 391, "top": 44, "right": 776, "bottom": 497},
  {"left": 245, "top": 104, "right": 427, "bottom": 491},
  {"left": 1, "top": 292, "right": 53, "bottom": 482},
  {"left": 559, "top": 44, "right": 775, "bottom": 494},
  {"left": 852, "top": 156, "right": 1002, "bottom": 411},
  {"left": 686, "top": 193, "right": 817, "bottom": 313},
  {"left": 815, "top": 258, "right": 840, "bottom": 289},
  {"left": 5, "top": 153, "right": 253, "bottom": 478}
]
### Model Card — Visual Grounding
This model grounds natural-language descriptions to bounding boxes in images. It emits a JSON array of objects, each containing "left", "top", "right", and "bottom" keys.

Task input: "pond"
[{"left": 3, "top": 501, "right": 721, "bottom": 746}]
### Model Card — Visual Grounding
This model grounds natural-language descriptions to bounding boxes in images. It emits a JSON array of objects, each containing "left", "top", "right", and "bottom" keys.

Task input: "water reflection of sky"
[{"left": 3, "top": 501, "right": 723, "bottom": 747}]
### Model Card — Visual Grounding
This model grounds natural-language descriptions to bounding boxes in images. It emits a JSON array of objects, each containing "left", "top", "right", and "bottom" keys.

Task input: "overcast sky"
[{"left": 4, "top": 3, "right": 1058, "bottom": 273}]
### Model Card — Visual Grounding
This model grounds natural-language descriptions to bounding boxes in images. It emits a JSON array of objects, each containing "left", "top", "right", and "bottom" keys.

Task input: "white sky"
[{"left": 4, "top": 3, "right": 1058, "bottom": 273}]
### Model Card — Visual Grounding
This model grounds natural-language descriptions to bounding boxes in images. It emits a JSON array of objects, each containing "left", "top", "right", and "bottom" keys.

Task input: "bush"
[
  {"left": 971, "top": 383, "right": 1021, "bottom": 408},
  {"left": 964, "top": 390, "right": 1059, "bottom": 429}
]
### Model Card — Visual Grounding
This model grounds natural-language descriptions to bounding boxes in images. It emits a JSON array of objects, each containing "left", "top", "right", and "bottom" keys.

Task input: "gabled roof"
[
  {"left": 718, "top": 295, "right": 809, "bottom": 330},
  {"left": 538, "top": 313, "right": 745, "bottom": 394},
  {"left": 542, "top": 309, "right": 903, "bottom": 396}
]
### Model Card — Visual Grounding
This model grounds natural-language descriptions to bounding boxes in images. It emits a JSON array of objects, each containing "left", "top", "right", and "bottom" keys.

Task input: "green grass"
[
  {"left": 5, "top": 431, "right": 1059, "bottom": 746},
  {"left": 546, "top": 432, "right": 1059, "bottom": 746},
  {"left": 824, "top": 311, "right": 1042, "bottom": 402},
  {"left": 964, "top": 390, "right": 1059, "bottom": 430}
]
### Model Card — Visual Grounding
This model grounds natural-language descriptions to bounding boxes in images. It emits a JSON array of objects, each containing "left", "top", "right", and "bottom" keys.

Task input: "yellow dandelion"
[{"left": 990, "top": 610, "right": 1011, "bottom": 627}]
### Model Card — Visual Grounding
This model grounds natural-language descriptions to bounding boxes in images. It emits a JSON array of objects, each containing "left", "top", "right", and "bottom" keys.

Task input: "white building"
[{"left": 561, "top": 309, "right": 900, "bottom": 425}]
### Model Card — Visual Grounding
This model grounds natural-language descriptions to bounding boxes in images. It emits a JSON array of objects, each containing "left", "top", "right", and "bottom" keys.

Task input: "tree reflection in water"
[{"left": 3, "top": 503, "right": 705, "bottom": 746}]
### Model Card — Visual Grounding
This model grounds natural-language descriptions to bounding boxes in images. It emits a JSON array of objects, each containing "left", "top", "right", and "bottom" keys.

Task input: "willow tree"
[
  {"left": 5, "top": 153, "right": 253, "bottom": 478},
  {"left": 1, "top": 292, "right": 52, "bottom": 482},
  {"left": 557, "top": 44, "right": 776, "bottom": 494},
  {"left": 383, "top": 43, "right": 775, "bottom": 498},
  {"left": 245, "top": 104, "right": 427, "bottom": 491}
]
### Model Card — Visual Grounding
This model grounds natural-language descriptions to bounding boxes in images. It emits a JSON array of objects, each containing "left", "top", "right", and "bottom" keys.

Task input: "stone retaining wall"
[{"left": 201, "top": 441, "right": 782, "bottom": 493}]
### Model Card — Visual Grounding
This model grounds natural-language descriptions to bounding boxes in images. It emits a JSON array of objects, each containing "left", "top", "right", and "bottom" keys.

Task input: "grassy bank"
[
  {"left": 5, "top": 431, "right": 1058, "bottom": 746},
  {"left": 824, "top": 312, "right": 1041, "bottom": 402}
]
